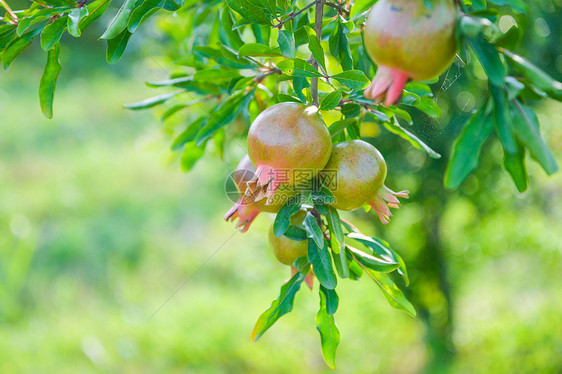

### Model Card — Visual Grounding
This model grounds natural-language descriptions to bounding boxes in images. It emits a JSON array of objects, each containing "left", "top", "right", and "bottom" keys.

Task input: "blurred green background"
[{"left": 1, "top": 4, "right": 562, "bottom": 373}]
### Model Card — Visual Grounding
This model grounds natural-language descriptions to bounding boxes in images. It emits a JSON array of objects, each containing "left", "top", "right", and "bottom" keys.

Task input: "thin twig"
[
  {"left": 273, "top": 0, "right": 320, "bottom": 29},
  {"left": 311, "top": 0, "right": 325, "bottom": 107},
  {"left": 0, "top": 0, "right": 18, "bottom": 22},
  {"left": 325, "top": 1, "right": 349, "bottom": 16},
  {"left": 254, "top": 68, "right": 282, "bottom": 83}
]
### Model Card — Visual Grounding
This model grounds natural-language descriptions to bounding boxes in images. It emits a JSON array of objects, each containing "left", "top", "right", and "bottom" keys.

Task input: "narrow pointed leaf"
[
  {"left": 40, "top": 16, "right": 67, "bottom": 51},
  {"left": 332, "top": 70, "right": 369, "bottom": 90},
  {"left": 316, "top": 289, "right": 340, "bottom": 369},
  {"left": 308, "top": 239, "right": 337, "bottom": 290},
  {"left": 123, "top": 90, "right": 182, "bottom": 110},
  {"left": 510, "top": 101, "right": 558, "bottom": 175},
  {"left": 106, "top": 28, "right": 132, "bottom": 63},
  {"left": 67, "top": 7, "right": 89, "bottom": 37},
  {"left": 320, "top": 90, "right": 342, "bottom": 111},
  {"left": 353, "top": 257, "right": 416, "bottom": 317},
  {"left": 39, "top": 43, "right": 61, "bottom": 119},
  {"left": 252, "top": 270, "right": 306, "bottom": 341},
  {"left": 277, "top": 29, "right": 295, "bottom": 58},
  {"left": 273, "top": 199, "right": 302, "bottom": 237},
  {"left": 445, "top": 103, "right": 494, "bottom": 189},
  {"left": 303, "top": 213, "right": 324, "bottom": 249},
  {"left": 100, "top": 0, "right": 135, "bottom": 39},
  {"left": 277, "top": 58, "right": 323, "bottom": 78}
]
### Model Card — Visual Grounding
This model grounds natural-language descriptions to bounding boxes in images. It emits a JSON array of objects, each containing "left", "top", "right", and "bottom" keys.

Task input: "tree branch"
[
  {"left": 325, "top": 1, "right": 349, "bottom": 16},
  {"left": 273, "top": 0, "right": 320, "bottom": 29},
  {"left": 0, "top": 0, "right": 18, "bottom": 23},
  {"left": 311, "top": 0, "right": 325, "bottom": 107}
]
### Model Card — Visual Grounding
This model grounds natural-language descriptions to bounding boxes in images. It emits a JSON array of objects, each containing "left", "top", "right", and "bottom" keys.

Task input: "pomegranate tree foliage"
[{"left": 1, "top": 0, "right": 560, "bottom": 368}]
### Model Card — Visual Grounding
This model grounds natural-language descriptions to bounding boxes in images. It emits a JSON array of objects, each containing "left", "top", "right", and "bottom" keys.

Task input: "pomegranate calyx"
[
  {"left": 224, "top": 199, "right": 260, "bottom": 233},
  {"left": 368, "top": 185, "right": 410, "bottom": 224},
  {"left": 364, "top": 66, "right": 410, "bottom": 106}
]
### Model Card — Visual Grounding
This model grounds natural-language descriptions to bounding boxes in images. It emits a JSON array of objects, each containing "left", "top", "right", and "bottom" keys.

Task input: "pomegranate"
[
  {"left": 225, "top": 155, "right": 295, "bottom": 232},
  {"left": 268, "top": 225, "right": 308, "bottom": 266},
  {"left": 247, "top": 103, "right": 332, "bottom": 202},
  {"left": 269, "top": 210, "right": 314, "bottom": 289},
  {"left": 363, "top": 0, "right": 457, "bottom": 106},
  {"left": 322, "top": 140, "right": 409, "bottom": 223}
]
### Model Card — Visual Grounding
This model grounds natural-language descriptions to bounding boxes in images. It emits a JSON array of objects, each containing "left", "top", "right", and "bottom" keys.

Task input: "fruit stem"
[
  {"left": 310, "top": 0, "right": 325, "bottom": 107},
  {"left": 0, "top": 0, "right": 18, "bottom": 23}
]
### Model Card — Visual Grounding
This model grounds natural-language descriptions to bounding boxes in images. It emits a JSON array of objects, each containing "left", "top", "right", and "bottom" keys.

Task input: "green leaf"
[
  {"left": 40, "top": 16, "right": 67, "bottom": 51},
  {"left": 329, "top": 21, "right": 353, "bottom": 70},
  {"left": 510, "top": 101, "right": 558, "bottom": 175},
  {"left": 100, "top": 0, "right": 135, "bottom": 39},
  {"left": 468, "top": 36, "right": 505, "bottom": 86},
  {"left": 350, "top": 0, "right": 377, "bottom": 19},
  {"left": 487, "top": 0, "right": 527, "bottom": 13},
  {"left": 303, "top": 212, "right": 324, "bottom": 249},
  {"left": 308, "top": 239, "right": 337, "bottom": 290},
  {"left": 444, "top": 103, "right": 494, "bottom": 189},
  {"left": 180, "top": 141, "right": 206, "bottom": 171},
  {"left": 42, "top": 0, "right": 77, "bottom": 7},
  {"left": 503, "top": 141, "right": 528, "bottom": 192},
  {"left": 220, "top": 7, "right": 244, "bottom": 50},
  {"left": 273, "top": 199, "right": 302, "bottom": 237},
  {"left": 320, "top": 90, "right": 342, "bottom": 111},
  {"left": 195, "top": 89, "right": 255, "bottom": 144},
  {"left": 0, "top": 25, "right": 16, "bottom": 49},
  {"left": 67, "top": 7, "right": 89, "bottom": 37},
  {"left": 16, "top": 8, "right": 68, "bottom": 37},
  {"left": 277, "top": 29, "right": 295, "bottom": 58},
  {"left": 319, "top": 286, "right": 339, "bottom": 315},
  {"left": 283, "top": 226, "right": 308, "bottom": 241},
  {"left": 341, "top": 103, "right": 361, "bottom": 118},
  {"left": 347, "top": 233, "right": 409, "bottom": 285},
  {"left": 128, "top": 0, "right": 183, "bottom": 33},
  {"left": 225, "top": 0, "right": 272, "bottom": 26},
  {"left": 326, "top": 208, "right": 347, "bottom": 279},
  {"left": 277, "top": 58, "right": 323, "bottom": 78},
  {"left": 332, "top": 70, "right": 370, "bottom": 90},
  {"left": 316, "top": 289, "right": 340, "bottom": 369},
  {"left": 360, "top": 264, "right": 416, "bottom": 317},
  {"left": 106, "top": 28, "right": 132, "bottom": 64},
  {"left": 123, "top": 90, "right": 182, "bottom": 110},
  {"left": 239, "top": 43, "right": 282, "bottom": 57},
  {"left": 38, "top": 43, "right": 61, "bottom": 119},
  {"left": 193, "top": 68, "right": 241, "bottom": 81},
  {"left": 491, "top": 85, "right": 517, "bottom": 154},
  {"left": 252, "top": 270, "right": 307, "bottom": 341},
  {"left": 502, "top": 50, "right": 562, "bottom": 101},
  {"left": 382, "top": 120, "right": 441, "bottom": 159},
  {"left": 305, "top": 26, "right": 326, "bottom": 73},
  {"left": 328, "top": 118, "right": 355, "bottom": 138},
  {"left": 346, "top": 246, "right": 400, "bottom": 273},
  {"left": 79, "top": 0, "right": 111, "bottom": 32},
  {"left": 171, "top": 117, "right": 206, "bottom": 150},
  {"left": 2, "top": 36, "right": 32, "bottom": 69}
]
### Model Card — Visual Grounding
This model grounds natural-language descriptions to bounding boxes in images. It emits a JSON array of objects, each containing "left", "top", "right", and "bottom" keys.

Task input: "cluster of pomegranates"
[
  {"left": 225, "top": 0, "right": 458, "bottom": 268},
  {"left": 225, "top": 102, "right": 409, "bottom": 266}
]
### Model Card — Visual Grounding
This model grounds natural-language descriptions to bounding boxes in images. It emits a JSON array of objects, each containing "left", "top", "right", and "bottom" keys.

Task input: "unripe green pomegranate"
[
  {"left": 363, "top": 0, "right": 457, "bottom": 106},
  {"left": 247, "top": 103, "right": 332, "bottom": 203},
  {"left": 268, "top": 225, "right": 308, "bottom": 266},
  {"left": 268, "top": 208, "right": 309, "bottom": 265},
  {"left": 225, "top": 155, "right": 296, "bottom": 232},
  {"left": 322, "top": 140, "right": 409, "bottom": 223}
]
